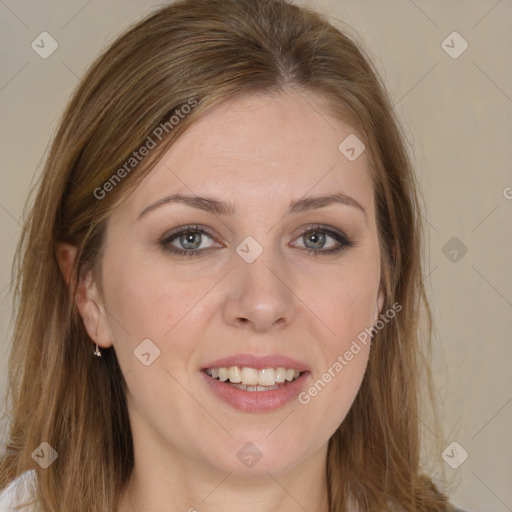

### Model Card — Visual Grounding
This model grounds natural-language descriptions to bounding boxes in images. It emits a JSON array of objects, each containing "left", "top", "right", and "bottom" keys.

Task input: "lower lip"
[{"left": 200, "top": 371, "right": 309, "bottom": 412}]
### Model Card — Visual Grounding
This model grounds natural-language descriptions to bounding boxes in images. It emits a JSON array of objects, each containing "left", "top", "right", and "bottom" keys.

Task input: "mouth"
[
  {"left": 200, "top": 363, "right": 309, "bottom": 412},
  {"left": 203, "top": 366, "right": 304, "bottom": 391}
]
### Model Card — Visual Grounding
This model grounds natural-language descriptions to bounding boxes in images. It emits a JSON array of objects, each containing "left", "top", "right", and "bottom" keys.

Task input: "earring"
[{"left": 93, "top": 343, "right": 102, "bottom": 357}]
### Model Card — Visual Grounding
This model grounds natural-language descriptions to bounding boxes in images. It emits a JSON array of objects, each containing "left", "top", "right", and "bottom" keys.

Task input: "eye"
[
  {"left": 291, "top": 225, "right": 354, "bottom": 256},
  {"left": 159, "top": 224, "right": 354, "bottom": 258},
  {"left": 160, "top": 225, "right": 219, "bottom": 257}
]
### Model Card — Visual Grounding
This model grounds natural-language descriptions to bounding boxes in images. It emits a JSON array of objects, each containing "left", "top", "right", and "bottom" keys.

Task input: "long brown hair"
[{"left": 1, "top": 0, "right": 453, "bottom": 510}]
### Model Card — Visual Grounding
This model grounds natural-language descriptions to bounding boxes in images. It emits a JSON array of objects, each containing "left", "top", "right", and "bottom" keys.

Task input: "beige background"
[{"left": 0, "top": 1, "right": 511, "bottom": 510}]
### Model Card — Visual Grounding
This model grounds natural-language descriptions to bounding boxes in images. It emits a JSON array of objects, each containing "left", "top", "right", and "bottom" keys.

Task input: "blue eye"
[
  {"left": 293, "top": 225, "right": 354, "bottom": 256},
  {"left": 160, "top": 225, "right": 217, "bottom": 257},
  {"left": 159, "top": 224, "right": 354, "bottom": 257}
]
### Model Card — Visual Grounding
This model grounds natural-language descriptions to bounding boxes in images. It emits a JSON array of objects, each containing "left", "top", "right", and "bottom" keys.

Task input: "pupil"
[
  {"left": 181, "top": 231, "right": 201, "bottom": 249},
  {"left": 306, "top": 231, "right": 325, "bottom": 249}
]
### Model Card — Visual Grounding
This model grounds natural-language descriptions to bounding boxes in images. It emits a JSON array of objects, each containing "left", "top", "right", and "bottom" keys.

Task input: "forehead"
[{"left": 119, "top": 89, "right": 374, "bottom": 221}]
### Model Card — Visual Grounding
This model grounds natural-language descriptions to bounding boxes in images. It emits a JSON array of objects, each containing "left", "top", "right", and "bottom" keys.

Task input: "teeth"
[
  {"left": 241, "top": 367, "right": 259, "bottom": 386},
  {"left": 275, "top": 367, "right": 287, "bottom": 383},
  {"left": 228, "top": 366, "right": 242, "bottom": 383},
  {"left": 258, "top": 368, "right": 276, "bottom": 386},
  {"left": 205, "top": 366, "right": 303, "bottom": 387},
  {"left": 232, "top": 383, "right": 280, "bottom": 392}
]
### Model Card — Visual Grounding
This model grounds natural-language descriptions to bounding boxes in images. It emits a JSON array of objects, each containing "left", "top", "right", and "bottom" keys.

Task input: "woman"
[{"left": 0, "top": 0, "right": 465, "bottom": 510}]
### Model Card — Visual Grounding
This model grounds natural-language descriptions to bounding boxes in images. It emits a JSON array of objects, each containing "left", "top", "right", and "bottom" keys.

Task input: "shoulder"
[{"left": 0, "top": 470, "right": 37, "bottom": 511}]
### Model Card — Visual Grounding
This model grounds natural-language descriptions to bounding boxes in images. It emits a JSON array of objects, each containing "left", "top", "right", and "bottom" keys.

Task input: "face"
[{"left": 79, "top": 89, "right": 384, "bottom": 478}]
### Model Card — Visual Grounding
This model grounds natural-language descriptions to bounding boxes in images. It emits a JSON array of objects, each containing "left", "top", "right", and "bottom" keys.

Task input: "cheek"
[
  {"left": 100, "top": 253, "right": 208, "bottom": 376},
  {"left": 295, "top": 250, "right": 379, "bottom": 426},
  {"left": 102, "top": 263, "right": 209, "bottom": 429},
  {"left": 103, "top": 249, "right": 207, "bottom": 336},
  {"left": 296, "top": 279, "right": 375, "bottom": 440},
  {"left": 311, "top": 255, "right": 381, "bottom": 350}
]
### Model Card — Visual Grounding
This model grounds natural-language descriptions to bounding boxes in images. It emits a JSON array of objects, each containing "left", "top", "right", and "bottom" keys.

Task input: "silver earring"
[{"left": 93, "top": 343, "right": 102, "bottom": 357}]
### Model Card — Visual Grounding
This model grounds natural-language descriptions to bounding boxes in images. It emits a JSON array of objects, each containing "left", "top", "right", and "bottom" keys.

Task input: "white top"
[{"left": 0, "top": 470, "right": 37, "bottom": 511}]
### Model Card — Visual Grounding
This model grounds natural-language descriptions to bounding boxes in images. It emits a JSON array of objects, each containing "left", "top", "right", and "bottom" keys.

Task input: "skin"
[{"left": 58, "top": 88, "right": 384, "bottom": 512}]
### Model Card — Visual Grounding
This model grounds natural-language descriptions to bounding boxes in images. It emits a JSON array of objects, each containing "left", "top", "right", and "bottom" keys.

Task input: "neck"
[{"left": 117, "top": 450, "right": 330, "bottom": 512}]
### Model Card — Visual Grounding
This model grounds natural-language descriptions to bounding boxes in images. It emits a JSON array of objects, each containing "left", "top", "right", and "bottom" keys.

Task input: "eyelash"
[{"left": 159, "top": 224, "right": 354, "bottom": 257}]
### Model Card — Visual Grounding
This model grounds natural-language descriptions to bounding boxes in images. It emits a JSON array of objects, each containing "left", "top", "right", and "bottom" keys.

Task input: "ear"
[
  {"left": 55, "top": 242, "right": 113, "bottom": 349},
  {"left": 372, "top": 287, "right": 385, "bottom": 326},
  {"left": 55, "top": 242, "right": 77, "bottom": 287}
]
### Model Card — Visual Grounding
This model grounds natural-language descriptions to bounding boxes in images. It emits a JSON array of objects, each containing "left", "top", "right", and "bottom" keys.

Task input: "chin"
[{"left": 202, "top": 436, "right": 307, "bottom": 477}]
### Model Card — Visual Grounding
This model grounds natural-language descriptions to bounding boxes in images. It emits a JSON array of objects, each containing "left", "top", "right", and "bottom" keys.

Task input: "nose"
[{"left": 222, "top": 243, "right": 296, "bottom": 333}]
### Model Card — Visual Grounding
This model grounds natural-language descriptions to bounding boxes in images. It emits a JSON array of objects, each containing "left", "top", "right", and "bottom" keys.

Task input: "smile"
[
  {"left": 201, "top": 367, "right": 309, "bottom": 412},
  {"left": 204, "top": 366, "right": 302, "bottom": 391}
]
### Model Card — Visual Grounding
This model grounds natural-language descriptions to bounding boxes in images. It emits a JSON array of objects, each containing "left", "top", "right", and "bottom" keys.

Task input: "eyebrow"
[{"left": 138, "top": 192, "right": 367, "bottom": 220}]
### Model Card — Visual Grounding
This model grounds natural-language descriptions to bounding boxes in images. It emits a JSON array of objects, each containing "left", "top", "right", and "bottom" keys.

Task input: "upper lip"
[{"left": 202, "top": 353, "right": 310, "bottom": 372}]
